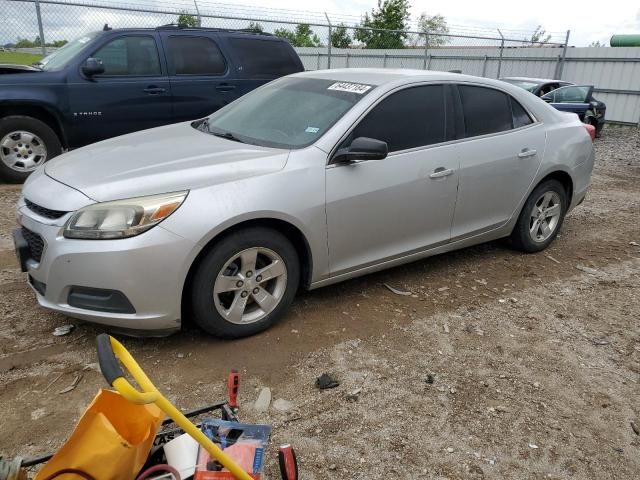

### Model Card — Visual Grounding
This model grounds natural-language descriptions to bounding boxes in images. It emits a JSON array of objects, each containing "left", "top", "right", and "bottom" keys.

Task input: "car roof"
[
  {"left": 101, "top": 26, "right": 276, "bottom": 38},
  {"left": 293, "top": 68, "right": 514, "bottom": 88}
]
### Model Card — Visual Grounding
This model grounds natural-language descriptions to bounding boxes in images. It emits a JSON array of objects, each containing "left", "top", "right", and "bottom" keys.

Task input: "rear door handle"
[
  {"left": 143, "top": 86, "right": 166, "bottom": 95},
  {"left": 518, "top": 148, "right": 537, "bottom": 158},
  {"left": 429, "top": 167, "right": 454, "bottom": 179},
  {"left": 216, "top": 84, "right": 237, "bottom": 92}
]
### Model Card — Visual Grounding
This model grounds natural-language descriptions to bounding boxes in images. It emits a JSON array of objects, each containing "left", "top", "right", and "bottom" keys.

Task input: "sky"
[{"left": 5, "top": 0, "right": 640, "bottom": 46}]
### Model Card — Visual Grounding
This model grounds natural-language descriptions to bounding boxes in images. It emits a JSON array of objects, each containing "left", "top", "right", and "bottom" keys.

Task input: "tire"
[
  {"left": 191, "top": 227, "right": 300, "bottom": 338},
  {"left": 0, "top": 115, "right": 62, "bottom": 183},
  {"left": 510, "top": 179, "right": 567, "bottom": 253}
]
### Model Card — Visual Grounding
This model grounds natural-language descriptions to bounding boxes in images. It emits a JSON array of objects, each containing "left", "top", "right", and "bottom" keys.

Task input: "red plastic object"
[
  {"left": 278, "top": 445, "right": 298, "bottom": 480},
  {"left": 227, "top": 370, "right": 239, "bottom": 410},
  {"left": 583, "top": 123, "right": 596, "bottom": 142}
]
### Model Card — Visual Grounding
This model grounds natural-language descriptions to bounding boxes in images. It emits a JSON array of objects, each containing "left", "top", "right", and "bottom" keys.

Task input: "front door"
[
  {"left": 542, "top": 85, "right": 594, "bottom": 120},
  {"left": 160, "top": 33, "right": 241, "bottom": 122},
  {"left": 68, "top": 33, "right": 172, "bottom": 146},
  {"left": 451, "top": 84, "right": 546, "bottom": 239},
  {"left": 326, "top": 84, "right": 459, "bottom": 276}
]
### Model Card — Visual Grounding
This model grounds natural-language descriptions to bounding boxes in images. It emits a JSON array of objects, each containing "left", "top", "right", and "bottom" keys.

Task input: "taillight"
[{"left": 583, "top": 123, "right": 596, "bottom": 142}]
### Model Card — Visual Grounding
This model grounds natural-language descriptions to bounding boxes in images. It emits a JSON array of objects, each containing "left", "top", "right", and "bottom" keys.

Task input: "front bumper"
[{"left": 17, "top": 203, "right": 196, "bottom": 333}]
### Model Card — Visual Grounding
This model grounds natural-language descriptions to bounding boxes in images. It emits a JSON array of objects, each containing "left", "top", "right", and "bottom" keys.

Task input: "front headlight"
[{"left": 63, "top": 191, "right": 188, "bottom": 240}]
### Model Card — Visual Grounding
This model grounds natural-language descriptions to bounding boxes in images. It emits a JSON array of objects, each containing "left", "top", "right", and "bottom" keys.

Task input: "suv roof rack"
[{"left": 155, "top": 24, "right": 273, "bottom": 36}]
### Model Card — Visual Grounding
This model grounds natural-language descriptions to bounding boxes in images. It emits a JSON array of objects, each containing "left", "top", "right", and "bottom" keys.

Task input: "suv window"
[
  {"left": 545, "top": 85, "right": 591, "bottom": 103},
  {"left": 511, "top": 97, "right": 533, "bottom": 128},
  {"left": 167, "top": 36, "right": 226, "bottom": 75},
  {"left": 92, "top": 36, "right": 161, "bottom": 76},
  {"left": 459, "top": 85, "right": 513, "bottom": 137},
  {"left": 349, "top": 85, "right": 447, "bottom": 153},
  {"left": 229, "top": 38, "right": 300, "bottom": 76}
]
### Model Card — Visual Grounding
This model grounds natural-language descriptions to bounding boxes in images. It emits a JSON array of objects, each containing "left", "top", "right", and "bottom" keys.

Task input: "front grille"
[
  {"left": 25, "top": 198, "right": 68, "bottom": 220},
  {"left": 22, "top": 227, "right": 44, "bottom": 262}
]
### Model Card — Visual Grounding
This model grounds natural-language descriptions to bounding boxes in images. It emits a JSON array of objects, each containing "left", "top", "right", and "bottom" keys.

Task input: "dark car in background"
[
  {"left": 0, "top": 26, "right": 304, "bottom": 182},
  {"left": 501, "top": 77, "right": 606, "bottom": 136}
]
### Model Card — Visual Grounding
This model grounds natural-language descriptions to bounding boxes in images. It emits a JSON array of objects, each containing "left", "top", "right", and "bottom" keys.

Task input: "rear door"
[
  {"left": 68, "top": 33, "right": 172, "bottom": 145},
  {"left": 160, "top": 32, "right": 241, "bottom": 122},
  {"left": 450, "top": 84, "right": 546, "bottom": 240},
  {"left": 222, "top": 35, "right": 304, "bottom": 96},
  {"left": 542, "top": 85, "right": 594, "bottom": 119}
]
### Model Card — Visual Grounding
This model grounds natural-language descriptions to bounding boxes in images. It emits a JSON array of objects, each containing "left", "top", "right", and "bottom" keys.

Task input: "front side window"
[
  {"left": 40, "top": 32, "right": 100, "bottom": 71},
  {"left": 459, "top": 85, "right": 513, "bottom": 137},
  {"left": 544, "top": 86, "right": 591, "bottom": 103},
  {"left": 348, "top": 85, "right": 447, "bottom": 153},
  {"left": 167, "top": 36, "right": 226, "bottom": 75},
  {"left": 92, "top": 36, "right": 161, "bottom": 76},
  {"left": 201, "top": 77, "right": 372, "bottom": 149}
]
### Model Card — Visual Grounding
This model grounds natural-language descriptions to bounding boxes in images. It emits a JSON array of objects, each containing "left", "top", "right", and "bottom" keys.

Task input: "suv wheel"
[
  {"left": 510, "top": 179, "right": 567, "bottom": 253},
  {"left": 191, "top": 227, "right": 300, "bottom": 338},
  {"left": 0, "top": 116, "right": 62, "bottom": 183}
]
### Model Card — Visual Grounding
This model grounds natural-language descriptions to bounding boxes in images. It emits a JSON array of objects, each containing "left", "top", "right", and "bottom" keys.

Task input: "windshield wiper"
[
  {"left": 209, "top": 127, "right": 245, "bottom": 144},
  {"left": 31, "top": 62, "right": 43, "bottom": 70}
]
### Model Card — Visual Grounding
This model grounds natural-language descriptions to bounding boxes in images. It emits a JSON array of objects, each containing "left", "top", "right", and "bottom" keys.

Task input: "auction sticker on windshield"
[{"left": 328, "top": 82, "right": 372, "bottom": 94}]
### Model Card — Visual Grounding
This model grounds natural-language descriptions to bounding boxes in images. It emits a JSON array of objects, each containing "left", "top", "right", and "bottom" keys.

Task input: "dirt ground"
[{"left": 0, "top": 127, "right": 638, "bottom": 479}]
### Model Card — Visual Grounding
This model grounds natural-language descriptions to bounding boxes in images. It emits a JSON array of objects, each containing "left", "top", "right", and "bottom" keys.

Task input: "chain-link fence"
[{"left": 2, "top": 0, "right": 570, "bottom": 80}]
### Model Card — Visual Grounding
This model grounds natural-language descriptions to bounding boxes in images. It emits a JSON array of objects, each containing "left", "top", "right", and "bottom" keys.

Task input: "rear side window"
[
  {"left": 93, "top": 36, "right": 160, "bottom": 76},
  {"left": 229, "top": 38, "right": 301, "bottom": 76},
  {"left": 459, "top": 85, "right": 513, "bottom": 137},
  {"left": 350, "top": 85, "right": 446, "bottom": 153},
  {"left": 167, "top": 36, "right": 226, "bottom": 75},
  {"left": 511, "top": 97, "right": 533, "bottom": 128}
]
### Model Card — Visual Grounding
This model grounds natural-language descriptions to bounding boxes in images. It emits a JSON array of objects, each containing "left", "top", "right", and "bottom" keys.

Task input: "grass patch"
[{"left": 0, "top": 51, "right": 43, "bottom": 66}]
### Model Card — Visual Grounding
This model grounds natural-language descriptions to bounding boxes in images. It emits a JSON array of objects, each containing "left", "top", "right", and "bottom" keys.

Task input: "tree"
[
  {"left": 527, "top": 25, "right": 551, "bottom": 44},
  {"left": 354, "top": 0, "right": 411, "bottom": 49},
  {"left": 417, "top": 13, "right": 450, "bottom": 47},
  {"left": 247, "top": 22, "right": 264, "bottom": 33},
  {"left": 331, "top": 23, "right": 352, "bottom": 48},
  {"left": 589, "top": 40, "right": 604, "bottom": 47},
  {"left": 177, "top": 11, "right": 198, "bottom": 28},
  {"left": 274, "top": 24, "right": 321, "bottom": 47}
]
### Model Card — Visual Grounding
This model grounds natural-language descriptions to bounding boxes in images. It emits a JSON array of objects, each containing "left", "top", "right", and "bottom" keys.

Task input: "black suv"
[{"left": 0, "top": 26, "right": 303, "bottom": 182}]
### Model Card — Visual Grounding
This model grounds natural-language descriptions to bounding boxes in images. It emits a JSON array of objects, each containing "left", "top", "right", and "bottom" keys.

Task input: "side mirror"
[
  {"left": 333, "top": 137, "right": 388, "bottom": 163},
  {"left": 82, "top": 57, "right": 105, "bottom": 77}
]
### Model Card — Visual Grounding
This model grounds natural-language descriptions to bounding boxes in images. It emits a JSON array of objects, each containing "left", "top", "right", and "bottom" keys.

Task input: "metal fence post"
[
  {"left": 383, "top": 53, "right": 388, "bottom": 68},
  {"left": 482, "top": 55, "right": 488, "bottom": 77},
  {"left": 346, "top": 53, "right": 350, "bottom": 68},
  {"left": 423, "top": 31, "right": 429, "bottom": 69},
  {"left": 426, "top": 54, "right": 432, "bottom": 70},
  {"left": 193, "top": 0, "right": 202, "bottom": 27},
  {"left": 35, "top": 0, "right": 46, "bottom": 56},
  {"left": 496, "top": 29, "right": 504, "bottom": 78},
  {"left": 324, "top": 12, "right": 332, "bottom": 69},
  {"left": 556, "top": 30, "right": 570, "bottom": 79}
]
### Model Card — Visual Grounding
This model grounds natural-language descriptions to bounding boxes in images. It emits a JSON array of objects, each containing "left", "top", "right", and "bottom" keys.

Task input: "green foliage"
[
  {"left": 177, "top": 12, "right": 199, "bottom": 28},
  {"left": 331, "top": 23, "right": 352, "bottom": 49},
  {"left": 354, "top": 0, "right": 411, "bottom": 49},
  {"left": 274, "top": 24, "right": 321, "bottom": 47},
  {"left": 527, "top": 25, "right": 552, "bottom": 44},
  {"left": 247, "top": 22, "right": 264, "bottom": 33},
  {"left": 589, "top": 40, "right": 604, "bottom": 47},
  {"left": 417, "top": 13, "right": 450, "bottom": 47},
  {"left": 14, "top": 36, "right": 67, "bottom": 48}
]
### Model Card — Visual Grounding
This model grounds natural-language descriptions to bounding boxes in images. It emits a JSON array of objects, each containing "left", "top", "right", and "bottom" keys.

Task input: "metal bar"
[
  {"left": 553, "top": 54, "right": 561, "bottom": 79},
  {"left": 193, "top": 0, "right": 202, "bottom": 27},
  {"left": 324, "top": 12, "right": 332, "bottom": 69},
  {"left": 426, "top": 54, "right": 432, "bottom": 70},
  {"left": 481, "top": 55, "right": 488, "bottom": 77},
  {"left": 496, "top": 29, "right": 504, "bottom": 78},
  {"left": 557, "top": 30, "right": 571, "bottom": 79},
  {"left": 346, "top": 52, "right": 350, "bottom": 68},
  {"left": 34, "top": 0, "right": 46, "bottom": 56},
  {"left": 594, "top": 88, "right": 640, "bottom": 95},
  {"left": 383, "top": 53, "right": 387, "bottom": 68}
]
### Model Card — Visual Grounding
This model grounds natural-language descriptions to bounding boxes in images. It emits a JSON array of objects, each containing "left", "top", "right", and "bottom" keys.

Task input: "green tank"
[{"left": 610, "top": 34, "right": 640, "bottom": 47}]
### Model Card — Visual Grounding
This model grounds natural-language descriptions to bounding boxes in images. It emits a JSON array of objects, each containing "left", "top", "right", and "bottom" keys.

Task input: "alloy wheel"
[
  {"left": 0, "top": 130, "right": 48, "bottom": 172},
  {"left": 213, "top": 247, "right": 288, "bottom": 324},
  {"left": 529, "top": 191, "right": 562, "bottom": 243}
]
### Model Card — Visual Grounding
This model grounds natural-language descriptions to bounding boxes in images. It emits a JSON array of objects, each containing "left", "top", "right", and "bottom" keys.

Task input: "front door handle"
[
  {"left": 143, "top": 86, "right": 166, "bottom": 95},
  {"left": 518, "top": 148, "right": 537, "bottom": 158},
  {"left": 216, "top": 84, "right": 237, "bottom": 92},
  {"left": 429, "top": 167, "right": 454, "bottom": 179}
]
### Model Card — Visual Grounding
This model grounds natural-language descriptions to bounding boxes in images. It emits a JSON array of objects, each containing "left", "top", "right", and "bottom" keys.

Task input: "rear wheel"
[
  {"left": 510, "top": 179, "right": 567, "bottom": 253},
  {"left": 191, "top": 227, "right": 300, "bottom": 338},
  {"left": 0, "top": 115, "right": 62, "bottom": 183}
]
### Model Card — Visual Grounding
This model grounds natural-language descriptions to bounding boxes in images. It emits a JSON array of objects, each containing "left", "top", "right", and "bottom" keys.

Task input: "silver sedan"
[{"left": 15, "top": 69, "right": 594, "bottom": 337}]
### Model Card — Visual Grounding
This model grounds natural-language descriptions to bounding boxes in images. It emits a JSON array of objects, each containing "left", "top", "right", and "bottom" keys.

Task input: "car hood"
[
  {"left": 0, "top": 63, "right": 42, "bottom": 74},
  {"left": 45, "top": 122, "right": 290, "bottom": 202}
]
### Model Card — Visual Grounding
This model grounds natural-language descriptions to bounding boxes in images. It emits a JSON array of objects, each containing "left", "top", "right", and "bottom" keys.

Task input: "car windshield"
[
  {"left": 200, "top": 77, "right": 374, "bottom": 149},
  {"left": 38, "top": 32, "right": 99, "bottom": 71},
  {"left": 501, "top": 79, "right": 539, "bottom": 93}
]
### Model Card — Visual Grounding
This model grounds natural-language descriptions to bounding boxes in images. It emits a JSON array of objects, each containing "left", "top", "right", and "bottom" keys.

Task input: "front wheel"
[
  {"left": 191, "top": 227, "right": 300, "bottom": 338},
  {"left": 0, "top": 115, "right": 62, "bottom": 183},
  {"left": 510, "top": 179, "right": 567, "bottom": 253}
]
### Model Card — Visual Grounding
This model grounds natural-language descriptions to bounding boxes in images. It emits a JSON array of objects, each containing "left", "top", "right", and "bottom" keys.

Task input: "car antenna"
[{"left": 103, "top": 23, "right": 112, "bottom": 31}]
